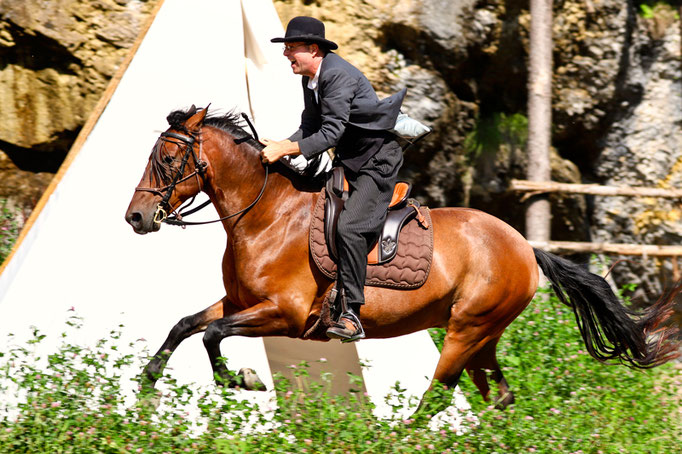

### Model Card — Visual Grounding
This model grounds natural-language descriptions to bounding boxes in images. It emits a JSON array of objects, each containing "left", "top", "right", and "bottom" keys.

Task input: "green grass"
[
  {"left": 430, "top": 286, "right": 682, "bottom": 453},
  {"left": 1, "top": 287, "right": 680, "bottom": 453}
]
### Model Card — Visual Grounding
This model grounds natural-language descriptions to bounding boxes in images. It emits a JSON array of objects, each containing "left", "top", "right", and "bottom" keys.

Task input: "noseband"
[{"left": 135, "top": 119, "right": 269, "bottom": 227}]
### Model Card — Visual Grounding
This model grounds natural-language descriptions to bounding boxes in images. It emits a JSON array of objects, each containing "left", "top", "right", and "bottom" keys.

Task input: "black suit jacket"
[{"left": 289, "top": 52, "right": 406, "bottom": 170}]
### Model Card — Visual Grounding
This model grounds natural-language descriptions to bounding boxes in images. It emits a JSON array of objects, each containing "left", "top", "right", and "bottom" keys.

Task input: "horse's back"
[
  {"left": 428, "top": 206, "right": 538, "bottom": 304},
  {"left": 431, "top": 207, "right": 533, "bottom": 250}
]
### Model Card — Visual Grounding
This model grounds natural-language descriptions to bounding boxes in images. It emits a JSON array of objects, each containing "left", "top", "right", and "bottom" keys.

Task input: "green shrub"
[
  {"left": 0, "top": 199, "right": 22, "bottom": 263},
  {"left": 1, "top": 287, "right": 680, "bottom": 453},
  {"left": 463, "top": 112, "right": 528, "bottom": 160},
  {"left": 638, "top": 1, "right": 680, "bottom": 20}
]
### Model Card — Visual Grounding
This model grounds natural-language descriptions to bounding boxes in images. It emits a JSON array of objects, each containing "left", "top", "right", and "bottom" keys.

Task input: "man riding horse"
[{"left": 260, "top": 16, "right": 407, "bottom": 342}]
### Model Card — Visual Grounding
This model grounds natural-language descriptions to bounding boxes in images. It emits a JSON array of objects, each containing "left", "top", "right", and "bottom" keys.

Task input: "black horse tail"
[{"left": 533, "top": 248, "right": 681, "bottom": 369}]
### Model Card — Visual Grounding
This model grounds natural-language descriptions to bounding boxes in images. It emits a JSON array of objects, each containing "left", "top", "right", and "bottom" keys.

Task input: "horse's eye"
[{"left": 163, "top": 155, "right": 174, "bottom": 164}]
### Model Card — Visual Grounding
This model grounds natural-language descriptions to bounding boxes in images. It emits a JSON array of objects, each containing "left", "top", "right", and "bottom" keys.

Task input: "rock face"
[
  {"left": 588, "top": 10, "right": 682, "bottom": 300},
  {"left": 548, "top": 0, "right": 682, "bottom": 299},
  {"left": 0, "top": 0, "right": 158, "bottom": 203},
  {"left": 1, "top": 0, "right": 681, "bottom": 299}
]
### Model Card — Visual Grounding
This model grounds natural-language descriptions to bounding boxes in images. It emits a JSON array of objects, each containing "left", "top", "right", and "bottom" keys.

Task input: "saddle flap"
[
  {"left": 326, "top": 166, "right": 348, "bottom": 198},
  {"left": 368, "top": 199, "right": 421, "bottom": 264},
  {"left": 324, "top": 167, "right": 347, "bottom": 261}
]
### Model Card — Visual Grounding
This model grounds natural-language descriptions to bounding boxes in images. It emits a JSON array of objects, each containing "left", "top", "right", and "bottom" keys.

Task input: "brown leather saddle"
[
  {"left": 323, "top": 167, "right": 427, "bottom": 264},
  {"left": 309, "top": 167, "right": 433, "bottom": 290}
]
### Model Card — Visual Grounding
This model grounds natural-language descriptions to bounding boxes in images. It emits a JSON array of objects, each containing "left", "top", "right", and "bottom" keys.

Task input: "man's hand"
[{"left": 260, "top": 139, "right": 301, "bottom": 164}]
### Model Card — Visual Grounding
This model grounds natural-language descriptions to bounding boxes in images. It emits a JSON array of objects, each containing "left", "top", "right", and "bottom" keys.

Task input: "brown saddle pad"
[{"left": 309, "top": 189, "right": 434, "bottom": 289}]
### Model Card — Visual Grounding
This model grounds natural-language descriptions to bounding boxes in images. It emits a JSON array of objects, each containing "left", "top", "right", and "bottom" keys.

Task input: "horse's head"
[{"left": 125, "top": 105, "right": 209, "bottom": 234}]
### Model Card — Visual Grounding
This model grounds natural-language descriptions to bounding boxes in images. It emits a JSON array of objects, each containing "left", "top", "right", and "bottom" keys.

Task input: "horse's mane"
[
  {"left": 166, "top": 107, "right": 264, "bottom": 152},
  {"left": 165, "top": 106, "right": 324, "bottom": 192}
]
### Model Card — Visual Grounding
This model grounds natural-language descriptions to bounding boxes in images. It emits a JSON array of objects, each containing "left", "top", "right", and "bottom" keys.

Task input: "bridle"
[
  {"left": 134, "top": 115, "right": 268, "bottom": 227},
  {"left": 135, "top": 130, "right": 206, "bottom": 224}
]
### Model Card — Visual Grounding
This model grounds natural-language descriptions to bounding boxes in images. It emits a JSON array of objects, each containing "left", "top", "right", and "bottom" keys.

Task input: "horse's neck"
[{"left": 203, "top": 132, "right": 312, "bottom": 238}]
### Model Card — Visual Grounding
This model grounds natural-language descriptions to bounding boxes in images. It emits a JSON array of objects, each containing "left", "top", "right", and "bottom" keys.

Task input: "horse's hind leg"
[
  {"left": 143, "top": 298, "right": 225, "bottom": 389},
  {"left": 416, "top": 326, "right": 486, "bottom": 417},
  {"left": 464, "top": 337, "right": 514, "bottom": 408}
]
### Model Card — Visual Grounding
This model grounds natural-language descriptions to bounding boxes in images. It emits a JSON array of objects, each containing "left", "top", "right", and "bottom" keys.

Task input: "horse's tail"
[{"left": 533, "top": 248, "right": 681, "bottom": 369}]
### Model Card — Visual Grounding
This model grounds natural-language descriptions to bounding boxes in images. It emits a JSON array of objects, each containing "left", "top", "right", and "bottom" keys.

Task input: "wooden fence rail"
[
  {"left": 510, "top": 179, "right": 682, "bottom": 199},
  {"left": 528, "top": 241, "right": 682, "bottom": 257},
  {"left": 510, "top": 180, "right": 682, "bottom": 258}
]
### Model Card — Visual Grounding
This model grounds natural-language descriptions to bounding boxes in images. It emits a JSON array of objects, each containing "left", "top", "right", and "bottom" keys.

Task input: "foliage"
[
  {"left": 0, "top": 199, "right": 22, "bottom": 264},
  {"left": 430, "top": 285, "right": 681, "bottom": 453},
  {"left": 1, "top": 287, "right": 680, "bottom": 453},
  {"left": 637, "top": 1, "right": 680, "bottom": 20},
  {"left": 463, "top": 112, "right": 528, "bottom": 161}
]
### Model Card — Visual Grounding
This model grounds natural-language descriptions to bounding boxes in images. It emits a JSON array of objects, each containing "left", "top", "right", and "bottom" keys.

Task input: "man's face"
[{"left": 283, "top": 42, "right": 320, "bottom": 77}]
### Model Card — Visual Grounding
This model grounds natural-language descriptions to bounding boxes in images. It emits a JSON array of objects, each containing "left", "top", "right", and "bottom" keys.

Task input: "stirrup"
[
  {"left": 326, "top": 311, "right": 365, "bottom": 342},
  {"left": 326, "top": 288, "right": 365, "bottom": 342}
]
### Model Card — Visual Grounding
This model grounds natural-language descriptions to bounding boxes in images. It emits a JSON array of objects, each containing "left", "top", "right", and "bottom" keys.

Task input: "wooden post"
[
  {"left": 526, "top": 0, "right": 553, "bottom": 243},
  {"left": 672, "top": 256, "right": 680, "bottom": 281}
]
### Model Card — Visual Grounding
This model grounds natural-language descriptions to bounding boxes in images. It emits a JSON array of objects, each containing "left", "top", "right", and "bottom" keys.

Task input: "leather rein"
[{"left": 134, "top": 115, "right": 268, "bottom": 227}]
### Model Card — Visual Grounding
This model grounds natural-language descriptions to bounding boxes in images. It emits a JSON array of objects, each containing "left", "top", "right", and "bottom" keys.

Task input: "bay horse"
[{"left": 125, "top": 106, "right": 680, "bottom": 411}]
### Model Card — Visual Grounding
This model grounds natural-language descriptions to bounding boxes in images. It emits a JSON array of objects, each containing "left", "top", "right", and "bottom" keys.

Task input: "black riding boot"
[{"left": 326, "top": 287, "right": 365, "bottom": 342}]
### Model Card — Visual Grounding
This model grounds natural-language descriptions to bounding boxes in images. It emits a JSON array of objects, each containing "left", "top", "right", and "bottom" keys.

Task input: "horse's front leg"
[
  {"left": 142, "top": 298, "right": 227, "bottom": 390},
  {"left": 203, "top": 300, "right": 290, "bottom": 388}
]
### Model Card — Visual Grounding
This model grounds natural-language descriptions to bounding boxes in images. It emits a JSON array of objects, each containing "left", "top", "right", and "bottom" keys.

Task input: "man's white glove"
[
  {"left": 391, "top": 113, "right": 431, "bottom": 141},
  {"left": 281, "top": 153, "right": 332, "bottom": 177}
]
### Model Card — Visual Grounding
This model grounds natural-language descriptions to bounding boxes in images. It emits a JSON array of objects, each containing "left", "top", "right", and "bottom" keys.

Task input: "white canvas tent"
[{"left": 0, "top": 0, "right": 469, "bottom": 423}]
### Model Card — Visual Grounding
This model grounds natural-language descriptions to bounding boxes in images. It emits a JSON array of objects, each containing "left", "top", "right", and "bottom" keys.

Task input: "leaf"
[
  {"left": 640, "top": 4, "right": 654, "bottom": 19},
  {"left": 505, "top": 355, "right": 521, "bottom": 366}
]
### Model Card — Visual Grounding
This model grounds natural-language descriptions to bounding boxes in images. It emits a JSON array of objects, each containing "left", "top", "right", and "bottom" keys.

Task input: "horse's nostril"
[{"left": 127, "top": 212, "right": 143, "bottom": 226}]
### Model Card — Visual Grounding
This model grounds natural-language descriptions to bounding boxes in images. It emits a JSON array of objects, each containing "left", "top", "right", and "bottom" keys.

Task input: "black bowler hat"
[{"left": 271, "top": 16, "right": 338, "bottom": 50}]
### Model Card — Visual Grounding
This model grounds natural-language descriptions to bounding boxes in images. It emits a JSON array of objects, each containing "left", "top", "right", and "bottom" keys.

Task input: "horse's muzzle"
[{"left": 125, "top": 209, "right": 161, "bottom": 234}]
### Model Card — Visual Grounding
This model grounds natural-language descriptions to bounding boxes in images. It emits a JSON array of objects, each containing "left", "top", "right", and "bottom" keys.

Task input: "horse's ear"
[{"left": 185, "top": 106, "right": 208, "bottom": 131}]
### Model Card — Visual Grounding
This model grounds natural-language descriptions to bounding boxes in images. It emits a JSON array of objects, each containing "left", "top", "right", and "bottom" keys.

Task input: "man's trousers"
[{"left": 336, "top": 139, "right": 403, "bottom": 306}]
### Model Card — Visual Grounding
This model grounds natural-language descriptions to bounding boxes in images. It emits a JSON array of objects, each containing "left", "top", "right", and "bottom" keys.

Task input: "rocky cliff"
[
  {"left": 0, "top": 0, "right": 158, "bottom": 209},
  {"left": 1, "top": 0, "right": 681, "bottom": 301}
]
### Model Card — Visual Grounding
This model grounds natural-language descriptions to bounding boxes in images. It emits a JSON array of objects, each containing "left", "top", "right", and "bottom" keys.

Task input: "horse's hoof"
[
  {"left": 495, "top": 390, "right": 515, "bottom": 410},
  {"left": 238, "top": 368, "right": 266, "bottom": 391}
]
